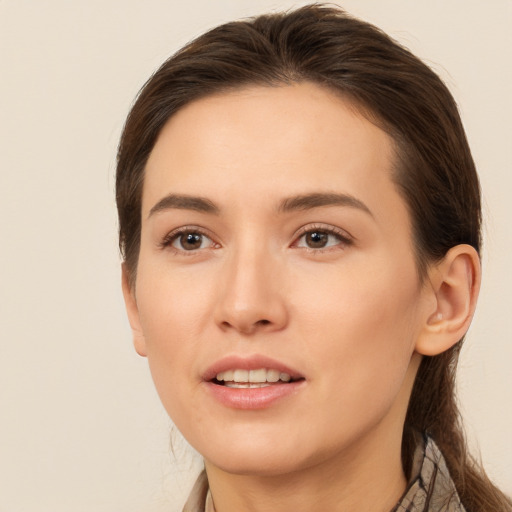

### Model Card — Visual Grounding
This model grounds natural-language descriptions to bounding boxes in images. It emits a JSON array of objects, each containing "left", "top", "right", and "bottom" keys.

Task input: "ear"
[
  {"left": 415, "top": 244, "right": 481, "bottom": 356},
  {"left": 121, "top": 263, "right": 147, "bottom": 357}
]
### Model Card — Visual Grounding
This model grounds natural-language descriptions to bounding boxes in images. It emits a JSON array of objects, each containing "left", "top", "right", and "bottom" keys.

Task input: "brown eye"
[
  {"left": 180, "top": 233, "right": 203, "bottom": 250},
  {"left": 170, "top": 231, "right": 213, "bottom": 251},
  {"left": 294, "top": 228, "right": 351, "bottom": 250},
  {"left": 304, "top": 231, "right": 329, "bottom": 248}
]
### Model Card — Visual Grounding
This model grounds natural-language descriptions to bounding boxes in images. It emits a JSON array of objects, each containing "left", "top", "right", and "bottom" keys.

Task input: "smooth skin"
[{"left": 123, "top": 83, "right": 480, "bottom": 512}]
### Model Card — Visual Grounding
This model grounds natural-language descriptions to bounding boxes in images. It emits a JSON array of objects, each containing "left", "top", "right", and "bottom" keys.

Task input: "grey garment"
[
  {"left": 183, "top": 436, "right": 465, "bottom": 512},
  {"left": 392, "top": 435, "right": 465, "bottom": 511}
]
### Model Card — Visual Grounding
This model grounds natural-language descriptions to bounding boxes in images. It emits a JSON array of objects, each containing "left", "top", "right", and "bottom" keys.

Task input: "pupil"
[
  {"left": 181, "top": 233, "right": 202, "bottom": 249},
  {"left": 306, "top": 231, "right": 327, "bottom": 248}
]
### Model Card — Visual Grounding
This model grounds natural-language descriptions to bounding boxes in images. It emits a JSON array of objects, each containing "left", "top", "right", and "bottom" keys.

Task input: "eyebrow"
[
  {"left": 278, "top": 192, "right": 373, "bottom": 217},
  {"left": 147, "top": 191, "right": 373, "bottom": 218},
  {"left": 148, "top": 194, "right": 220, "bottom": 218}
]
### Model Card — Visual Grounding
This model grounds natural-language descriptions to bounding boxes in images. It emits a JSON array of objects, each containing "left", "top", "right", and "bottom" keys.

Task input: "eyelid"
[
  {"left": 158, "top": 223, "right": 352, "bottom": 253},
  {"left": 292, "top": 223, "right": 354, "bottom": 249},
  {"left": 159, "top": 225, "right": 220, "bottom": 252}
]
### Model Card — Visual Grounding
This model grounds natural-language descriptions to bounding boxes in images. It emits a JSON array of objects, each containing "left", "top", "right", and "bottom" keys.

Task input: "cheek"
[
  {"left": 295, "top": 258, "right": 421, "bottom": 395},
  {"left": 133, "top": 265, "right": 215, "bottom": 410},
  {"left": 136, "top": 258, "right": 215, "bottom": 340},
  {"left": 296, "top": 253, "right": 420, "bottom": 341}
]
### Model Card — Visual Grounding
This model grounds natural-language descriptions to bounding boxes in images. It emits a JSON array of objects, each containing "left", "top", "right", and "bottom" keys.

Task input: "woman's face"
[{"left": 125, "top": 83, "right": 433, "bottom": 476}]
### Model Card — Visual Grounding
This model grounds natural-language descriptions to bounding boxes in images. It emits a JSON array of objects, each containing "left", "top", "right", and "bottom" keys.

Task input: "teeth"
[
  {"left": 225, "top": 382, "right": 271, "bottom": 388},
  {"left": 233, "top": 369, "right": 249, "bottom": 382},
  {"left": 216, "top": 368, "right": 293, "bottom": 384},
  {"left": 249, "top": 368, "right": 266, "bottom": 383},
  {"left": 267, "top": 369, "right": 280, "bottom": 382}
]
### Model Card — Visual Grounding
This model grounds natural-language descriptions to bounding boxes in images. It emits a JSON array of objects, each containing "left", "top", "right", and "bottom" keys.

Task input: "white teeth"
[
  {"left": 222, "top": 370, "right": 234, "bottom": 381},
  {"left": 225, "top": 382, "right": 271, "bottom": 389},
  {"left": 249, "top": 368, "right": 267, "bottom": 383},
  {"left": 267, "top": 369, "right": 280, "bottom": 382},
  {"left": 215, "top": 368, "right": 293, "bottom": 384},
  {"left": 233, "top": 369, "right": 249, "bottom": 382}
]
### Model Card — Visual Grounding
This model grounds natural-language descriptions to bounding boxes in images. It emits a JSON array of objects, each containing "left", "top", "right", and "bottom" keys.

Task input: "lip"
[{"left": 202, "top": 354, "right": 306, "bottom": 410}]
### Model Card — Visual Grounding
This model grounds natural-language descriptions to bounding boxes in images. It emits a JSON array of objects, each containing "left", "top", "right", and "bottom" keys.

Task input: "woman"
[{"left": 116, "top": 5, "right": 511, "bottom": 511}]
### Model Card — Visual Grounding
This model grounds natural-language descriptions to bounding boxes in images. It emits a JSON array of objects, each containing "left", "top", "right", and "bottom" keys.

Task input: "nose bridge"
[{"left": 215, "top": 233, "right": 287, "bottom": 334}]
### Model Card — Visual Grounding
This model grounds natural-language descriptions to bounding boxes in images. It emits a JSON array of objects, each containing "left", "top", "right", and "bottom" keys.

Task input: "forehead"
[{"left": 143, "top": 82, "right": 405, "bottom": 224}]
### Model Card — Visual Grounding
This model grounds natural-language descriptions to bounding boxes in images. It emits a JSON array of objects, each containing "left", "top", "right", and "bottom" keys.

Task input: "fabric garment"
[{"left": 182, "top": 435, "right": 465, "bottom": 512}]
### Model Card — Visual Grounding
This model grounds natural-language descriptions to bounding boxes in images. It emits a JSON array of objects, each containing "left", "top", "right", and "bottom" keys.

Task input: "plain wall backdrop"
[{"left": 1, "top": 1, "right": 511, "bottom": 510}]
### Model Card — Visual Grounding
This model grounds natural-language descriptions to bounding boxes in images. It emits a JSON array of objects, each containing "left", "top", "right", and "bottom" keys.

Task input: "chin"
[
  {"left": 207, "top": 451, "right": 307, "bottom": 477},
  {"left": 198, "top": 431, "right": 332, "bottom": 478}
]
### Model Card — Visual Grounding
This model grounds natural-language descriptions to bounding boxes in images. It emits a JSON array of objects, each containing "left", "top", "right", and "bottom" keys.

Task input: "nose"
[{"left": 213, "top": 245, "right": 289, "bottom": 335}]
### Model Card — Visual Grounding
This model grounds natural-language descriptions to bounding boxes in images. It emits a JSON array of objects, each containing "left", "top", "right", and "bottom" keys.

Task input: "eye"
[
  {"left": 162, "top": 228, "right": 217, "bottom": 252},
  {"left": 294, "top": 227, "right": 352, "bottom": 250}
]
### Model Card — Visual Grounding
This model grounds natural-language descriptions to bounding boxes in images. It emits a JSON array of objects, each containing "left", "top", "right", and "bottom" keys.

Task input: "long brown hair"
[{"left": 116, "top": 5, "right": 511, "bottom": 510}]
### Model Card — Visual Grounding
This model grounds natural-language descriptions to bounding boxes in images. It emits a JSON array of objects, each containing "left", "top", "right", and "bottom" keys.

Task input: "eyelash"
[
  {"left": 293, "top": 224, "right": 353, "bottom": 252},
  {"left": 159, "top": 224, "right": 353, "bottom": 254},
  {"left": 159, "top": 226, "right": 217, "bottom": 254}
]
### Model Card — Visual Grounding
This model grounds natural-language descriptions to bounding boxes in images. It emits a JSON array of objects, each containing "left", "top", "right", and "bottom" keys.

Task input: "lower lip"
[{"left": 203, "top": 380, "right": 305, "bottom": 410}]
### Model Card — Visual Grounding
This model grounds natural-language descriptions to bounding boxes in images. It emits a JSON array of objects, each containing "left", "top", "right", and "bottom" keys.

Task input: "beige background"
[{"left": 1, "top": 1, "right": 510, "bottom": 510}]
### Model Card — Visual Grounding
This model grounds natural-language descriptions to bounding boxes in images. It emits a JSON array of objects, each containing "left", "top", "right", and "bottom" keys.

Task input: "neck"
[{"left": 205, "top": 426, "right": 407, "bottom": 512}]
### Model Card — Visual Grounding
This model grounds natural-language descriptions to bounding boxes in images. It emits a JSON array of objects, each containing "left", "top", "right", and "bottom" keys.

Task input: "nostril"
[{"left": 220, "top": 318, "right": 272, "bottom": 334}]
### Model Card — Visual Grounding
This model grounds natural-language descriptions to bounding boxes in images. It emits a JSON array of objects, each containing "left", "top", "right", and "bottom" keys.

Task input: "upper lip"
[{"left": 202, "top": 354, "right": 304, "bottom": 382}]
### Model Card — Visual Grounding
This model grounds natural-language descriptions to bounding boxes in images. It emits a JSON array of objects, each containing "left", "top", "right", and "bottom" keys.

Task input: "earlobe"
[
  {"left": 121, "top": 264, "right": 148, "bottom": 357},
  {"left": 415, "top": 244, "right": 481, "bottom": 356}
]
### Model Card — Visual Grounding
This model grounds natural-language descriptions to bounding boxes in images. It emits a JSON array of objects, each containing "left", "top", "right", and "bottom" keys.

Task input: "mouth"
[
  {"left": 203, "top": 355, "right": 305, "bottom": 408},
  {"left": 213, "top": 368, "right": 303, "bottom": 388}
]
